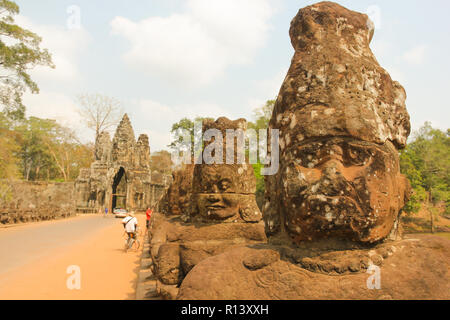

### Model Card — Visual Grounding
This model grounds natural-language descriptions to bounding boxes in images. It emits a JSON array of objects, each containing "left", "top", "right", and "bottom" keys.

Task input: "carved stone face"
[
  {"left": 280, "top": 137, "right": 408, "bottom": 243},
  {"left": 195, "top": 168, "right": 240, "bottom": 220},
  {"left": 192, "top": 165, "right": 262, "bottom": 222}
]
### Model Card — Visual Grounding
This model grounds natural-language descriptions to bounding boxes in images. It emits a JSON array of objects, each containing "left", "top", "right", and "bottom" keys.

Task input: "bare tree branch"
[{"left": 76, "top": 93, "right": 124, "bottom": 141}]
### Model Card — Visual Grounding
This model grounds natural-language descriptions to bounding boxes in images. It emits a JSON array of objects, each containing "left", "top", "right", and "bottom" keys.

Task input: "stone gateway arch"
[{"left": 74, "top": 114, "right": 170, "bottom": 213}]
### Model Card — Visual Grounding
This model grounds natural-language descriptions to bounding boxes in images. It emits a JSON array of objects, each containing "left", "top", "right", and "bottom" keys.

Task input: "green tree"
[
  {"left": 14, "top": 117, "right": 93, "bottom": 182},
  {"left": 400, "top": 122, "right": 450, "bottom": 232},
  {"left": 168, "top": 116, "right": 213, "bottom": 160},
  {"left": 248, "top": 99, "right": 275, "bottom": 209},
  {"left": 0, "top": 0, "right": 54, "bottom": 120},
  {"left": 249, "top": 99, "right": 275, "bottom": 132},
  {"left": 0, "top": 111, "right": 19, "bottom": 179},
  {"left": 0, "top": 111, "right": 19, "bottom": 204},
  {"left": 16, "top": 117, "right": 57, "bottom": 180}
]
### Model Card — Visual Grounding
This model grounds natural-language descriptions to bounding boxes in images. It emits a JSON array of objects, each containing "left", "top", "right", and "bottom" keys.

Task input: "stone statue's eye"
[
  {"left": 347, "top": 146, "right": 370, "bottom": 165},
  {"left": 349, "top": 149, "right": 360, "bottom": 159},
  {"left": 299, "top": 150, "right": 316, "bottom": 167}
]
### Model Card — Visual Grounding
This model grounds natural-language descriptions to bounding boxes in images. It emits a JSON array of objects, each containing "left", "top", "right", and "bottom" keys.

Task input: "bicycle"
[{"left": 123, "top": 228, "right": 141, "bottom": 252}]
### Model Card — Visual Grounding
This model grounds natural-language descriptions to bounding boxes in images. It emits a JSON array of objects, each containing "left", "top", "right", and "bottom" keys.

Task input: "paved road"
[{"left": 0, "top": 215, "right": 118, "bottom": 276}]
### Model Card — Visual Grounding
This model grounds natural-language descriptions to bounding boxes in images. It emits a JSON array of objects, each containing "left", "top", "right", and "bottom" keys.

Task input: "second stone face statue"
[
  {"left": 148, "top": 117, "right": 266, "bottom": 299},
  {"left": 190, "top": 117, "right": 262, "bottom": 223}
]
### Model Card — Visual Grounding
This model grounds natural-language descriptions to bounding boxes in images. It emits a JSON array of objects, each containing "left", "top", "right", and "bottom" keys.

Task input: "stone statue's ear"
[
  {"left": 190, "top": 200, "right": 199, "bottom": 218},
  {"left": 239, "top": 199, "right": 262, "bottom": 223}
]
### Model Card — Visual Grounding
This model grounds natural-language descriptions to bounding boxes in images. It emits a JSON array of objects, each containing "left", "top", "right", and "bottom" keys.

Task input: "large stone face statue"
[
  {"left": 191, "top": 117, "right": 262, "bottom": 223},
  {"left": 176, "top": 2, "right": 449, "bottom": 300},
  {"left": 263, "top": 0, "right": 411, "bottom": 244},
  {"left": 273, "top": 136, "right": 409, "bottom": 243}
]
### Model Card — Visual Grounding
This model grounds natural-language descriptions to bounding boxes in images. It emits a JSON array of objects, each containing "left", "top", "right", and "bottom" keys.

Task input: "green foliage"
[
  {"left": 400, "top": 122, "right": 449, "bottom": 215},
  {"left": 0, "top": 111, "right": 19, "bottom": 178},
  {"left": 248, "top": 99, "right": 275, "bottom": 133},
  {"left": 168, "top": 117, "right": 195, "bottom": 150},
  {"left": 0, "top": 0, "right": 54, "bottom": 120},
  {"left": 248, "top": 99, "right": 275, "bottom": 208},
  {"left": 168, "top": 116, "right": 214, "bottom": 160},
  {"left": 0, "top": 111, "right": 93, "bottom": 182},
  {"left": 252, "top": 162, "right": 265, "bottom": 207}
]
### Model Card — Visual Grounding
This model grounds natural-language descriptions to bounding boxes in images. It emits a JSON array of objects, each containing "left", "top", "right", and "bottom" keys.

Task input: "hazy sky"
[{"left": 15, "top": 0, "right": 450, "bottom": 151}]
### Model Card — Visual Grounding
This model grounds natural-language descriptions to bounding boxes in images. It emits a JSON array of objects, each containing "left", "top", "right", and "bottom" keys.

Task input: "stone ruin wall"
[
  {"left": 0, "top": 180, "right": 75, "bottom": 225},
  {"left": 1, "top": 115, "right": 172, "bottom": 225}
]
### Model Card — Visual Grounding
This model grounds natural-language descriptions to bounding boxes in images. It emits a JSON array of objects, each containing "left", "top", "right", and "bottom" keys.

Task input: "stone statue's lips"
[{"left": 206, "top": 204, "right": 226, "bottom": 210}]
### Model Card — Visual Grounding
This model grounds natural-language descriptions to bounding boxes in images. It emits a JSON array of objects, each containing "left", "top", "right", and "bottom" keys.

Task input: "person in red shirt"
[{"left": 145, "top": 207, "right": 152, "bottom": 229}]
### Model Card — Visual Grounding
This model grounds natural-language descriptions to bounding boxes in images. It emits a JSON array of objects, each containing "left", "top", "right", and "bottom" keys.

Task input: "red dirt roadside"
[{"left": 0, "top": 215, "right": 145, "bottom": 300}]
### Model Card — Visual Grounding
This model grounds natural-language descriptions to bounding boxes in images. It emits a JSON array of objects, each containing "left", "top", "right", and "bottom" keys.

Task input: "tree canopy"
[
  {"left": 400, "top": 122, "right": 449, "bottom": 215},
  {"left": 0, "top": 113, "right": 94, "bottom": 182},
  {"left": 168, "top": 116, "right": 214, "bottom": 160},
  {"left": 0, "top": 0, "right": 54, "bottom": 120}
]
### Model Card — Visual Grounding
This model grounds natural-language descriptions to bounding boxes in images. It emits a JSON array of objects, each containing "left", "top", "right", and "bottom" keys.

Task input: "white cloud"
[
  {"left": 370, "top": 39, "right": 391, "bottom": 59},
  {"left": 403, "top": 45, "right": 427, "bottom": 65},
  {"left": 110, "top": 0, "right": 273, "bottom": 87},
  {"left": 132, "top": 70, "right": 287, "bottom": 152},
  {"left": 135, "top": 98, "right": 234, "bottom": 151},
  {"left": 384, "top": 65, "right": 407, "bottom": 85},
  {"left": 256, "top": 70, "right": 286, "bottom": 97},
  {"left": 140, "top": 129, "right": 172, "bottom": 153},
  {"left": 23, "top": 91, "right": 90, "bottom": 141},
  {"left": 245, "top": 69, "right": 286, "bottom": 120},
  {"left": 12, "top": 15, "right": 92, "bottom": 142},
  {"left": 15, "top": 15, "right": 91, "bottom": 82}
]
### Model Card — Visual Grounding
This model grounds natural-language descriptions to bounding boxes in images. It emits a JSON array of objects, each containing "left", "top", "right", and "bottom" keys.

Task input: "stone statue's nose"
[
  {"left": 321, "top": 145, "right": 344, "bottom": 173},
  {"left": 207, "top": 194, "right": 220, "bottom": 203},
  {"left": 322, "top": 158, "right": 345, "bottom": 177},
  {"left": 207, "top": 186, "right": 221, "bottom": 202}
]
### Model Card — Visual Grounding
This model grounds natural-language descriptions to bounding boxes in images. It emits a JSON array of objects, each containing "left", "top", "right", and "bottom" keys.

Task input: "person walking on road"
[{"left": 145, "top": 207, "right": 153, "bottom": 230}]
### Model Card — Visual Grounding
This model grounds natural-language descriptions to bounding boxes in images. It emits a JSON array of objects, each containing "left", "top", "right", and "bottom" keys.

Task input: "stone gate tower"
[{"left": 74, "top": 114, "right": 167, "bottom": 213}]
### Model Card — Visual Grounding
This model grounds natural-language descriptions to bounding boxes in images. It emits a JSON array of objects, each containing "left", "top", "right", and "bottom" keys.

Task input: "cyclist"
[{"left": 122, "top": 211, "right": 138, "bottom": 250}]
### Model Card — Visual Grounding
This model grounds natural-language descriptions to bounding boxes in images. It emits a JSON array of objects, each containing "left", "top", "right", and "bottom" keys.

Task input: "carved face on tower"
[
  {"left": 263, "top": 2, "right": 411, "bottom": 244},
  {"left": 95, "top": 131, "right": 111, "bottom": 162}
]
